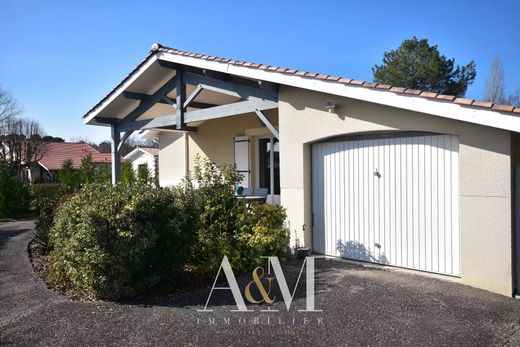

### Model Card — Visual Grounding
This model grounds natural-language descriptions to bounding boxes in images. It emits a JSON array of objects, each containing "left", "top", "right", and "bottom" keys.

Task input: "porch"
[
  {"left": 145, "top": 112, "right": 281, "bottom": 204},
  {"left": 82, "top": 44, "right": 280, "bottom": 199}
]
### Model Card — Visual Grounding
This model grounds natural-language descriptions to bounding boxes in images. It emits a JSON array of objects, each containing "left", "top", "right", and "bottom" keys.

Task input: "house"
[
  {"left": 123, "top": 146, "right": 159, "bottom": 179},
  {"left": 83, "top": 43, "right": 520, "bottom": 297},
  {"left": 30, "top": 142, "right": 112, "bottom": 183}
]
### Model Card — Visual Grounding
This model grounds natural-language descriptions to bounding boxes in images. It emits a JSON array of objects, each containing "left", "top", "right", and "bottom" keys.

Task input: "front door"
[{"left": 257, "top": 136, "right": 280, "bottom": 205}]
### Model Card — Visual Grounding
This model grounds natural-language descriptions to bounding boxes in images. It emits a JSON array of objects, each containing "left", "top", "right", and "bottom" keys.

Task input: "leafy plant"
[
  {"left": 78, "top": 154, "right": 95, "bottom": 184},
  {"left": 58, "top": 159, "right": 78, "bottom": 189},
  {"left": 137, "top": 163, "right": 151, "bottom": 184},
  {"left": 32, "top": 183, "right": 69, "bottom": 254},
  {"left": 0, "top": 160, "right": 31, "bottom": 218},
  {"left": 46, "top": 183, "right": 194, "bottom": 300},
  {"left": 95, "top": 163, "right": 111, "bottom": 184},
  {"left": 178, "top": 157, "right": 288, "bottom": 278},
  {"left": 120, "top": 161, "right": 135, "bottom": 184}
]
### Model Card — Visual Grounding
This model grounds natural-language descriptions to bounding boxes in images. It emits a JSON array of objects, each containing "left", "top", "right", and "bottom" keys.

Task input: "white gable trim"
[
  {"left": 123, "top": 147, "right": 155, "bottom": 161},
  {"left": 84, "top": 54, "right": 159, "bottom": 124},
  {"left": 156, "top": 52, "right": 520, "bottom": 133}
]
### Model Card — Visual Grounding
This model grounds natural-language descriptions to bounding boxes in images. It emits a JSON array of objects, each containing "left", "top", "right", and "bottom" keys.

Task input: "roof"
[
  {"left": 151, "top": 44, "right": 519, "bottom": 114},
  {"left": 38, "top": 142, "right": 113, "bottom": 171},
  {"left": 140, "top": 146, "right": 159, "bottom": 156},
  {"left": 123, "top": 146, "right": 159, "bottom": 161},
  {"left": 83, "top": 43, "right": 520, "bottom": 133}
]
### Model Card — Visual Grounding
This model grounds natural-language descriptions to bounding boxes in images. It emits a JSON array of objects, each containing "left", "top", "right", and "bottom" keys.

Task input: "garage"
[{"left": 312, "top": 133, "right": 460, "bottom": 276}]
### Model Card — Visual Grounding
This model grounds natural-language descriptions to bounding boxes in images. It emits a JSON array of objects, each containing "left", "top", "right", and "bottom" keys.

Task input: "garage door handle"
[{"left": 374, "top": 169, "right": 381, "bottom": 178}]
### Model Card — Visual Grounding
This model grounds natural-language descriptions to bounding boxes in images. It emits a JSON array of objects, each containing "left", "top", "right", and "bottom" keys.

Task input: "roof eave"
[{"left": 156, "top": 51, "right": 520, "bottom": 133}]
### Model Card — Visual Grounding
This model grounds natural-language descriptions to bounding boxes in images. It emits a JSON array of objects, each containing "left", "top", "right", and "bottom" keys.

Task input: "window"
[{"left": 258, "top": 137, "right": 280, "bottom": 195}]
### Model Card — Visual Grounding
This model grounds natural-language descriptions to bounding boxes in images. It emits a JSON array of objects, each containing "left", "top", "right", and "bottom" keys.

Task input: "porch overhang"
[
  {"left": 83, "top": 54, "right": 279, "bottom": 131},
  {"left": 83, "top": 45, "right": 279, "bottom": 183}
]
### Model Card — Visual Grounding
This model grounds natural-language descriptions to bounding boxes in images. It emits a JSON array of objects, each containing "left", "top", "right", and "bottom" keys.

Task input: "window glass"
[{"left": 258, "top": 138, "right": 280, "bottom": 195}]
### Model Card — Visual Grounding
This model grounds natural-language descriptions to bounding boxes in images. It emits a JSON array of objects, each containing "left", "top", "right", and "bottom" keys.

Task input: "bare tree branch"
[
  {"left": 0, "top": 116, "right": 46, "bottom": 172},
  {"left": 484, "top": 56, "right": 506, "bottom": 104},
  {"left": 0, "top": 86, "right": 22, "bottom": 125},
  {"left": 508, "top": 89, "right": 520, "bottom": 107}
]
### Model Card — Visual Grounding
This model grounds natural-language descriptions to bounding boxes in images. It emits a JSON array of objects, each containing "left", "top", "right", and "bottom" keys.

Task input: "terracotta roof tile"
[
  {"left": 350, "top": 79, "right": 365, "bottom": 86},
  {"left": 492, "top": 104, "right": 515, "bottom": 112},
  {"left": 338, "top": 77, "right": 352, "bottom": 84},
  {"left": 390, "top": 87, "right": 406, "bottom": 93},
  {"left": 472, "top": 101, "right": 494, "bottom": 108},
  {"left": 454, "top": 98, "right": 474, "bottom": 105},
  {"left": 326, "top": 75, "right": 341, "bottom": 81},
  {"left": 139, "top": 147, "right": 159, "bottom": 156},
  {"left": 436, "top": 94, "right": 456, "bottom": 101},
  {"left": 362, "top": 82, "right": 378, "bottom": 88},
  {"left": 404, "top": 89, "right": 422, "bottom": 95},
  {"left": 38, "top": 142, "right": 119, "bottom": 171},
  {"left": 83, "top": 43, "right": 520, "bottom": 119},
  {"left": 420, "top": 91, "right": 438, "bottom": 98}
]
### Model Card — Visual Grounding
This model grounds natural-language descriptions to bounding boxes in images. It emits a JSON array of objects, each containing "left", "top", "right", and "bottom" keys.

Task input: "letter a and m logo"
[{"left": 198, "top": 256, "right": 322, "bottom": 312}]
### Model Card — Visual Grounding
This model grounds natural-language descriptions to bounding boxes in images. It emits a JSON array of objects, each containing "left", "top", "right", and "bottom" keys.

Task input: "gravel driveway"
[{"left": 1, "top": 220, "right": 520, "bottom": 346}]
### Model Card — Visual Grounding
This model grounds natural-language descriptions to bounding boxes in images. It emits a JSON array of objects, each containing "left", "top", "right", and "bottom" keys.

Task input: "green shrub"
[
  {"left": 179, "top": 157, "right": 289, "bottom": 278},
  {"left": 239, "top": 203, "right": 288, "bottom": 269},
  {"left": 137, "top": 163, "right": 151, "bottom": 184},
  {"left": 78, "top": 154, "right": 95, "bottom": 184},
  {"left": 95, "top": 164, "right": 111, "bottom": 184},
  {"left": 32, "top": 183, "right": 68, "bottom": 254},
  {"left": 58, "top": 159, "right": 79, "bottom": 189},
  {"left": 46, "top": 182, "right": 194, "bottom": 300},
  {"left": 120, "top": 162, "right": 135, "bottom": 184},
  {"left": 0, "top": 160, "right": 31, "bottom": 218}
]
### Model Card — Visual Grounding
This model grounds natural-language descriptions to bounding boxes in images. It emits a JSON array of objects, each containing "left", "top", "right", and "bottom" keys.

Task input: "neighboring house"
[
  {"left": 30, "top": 142, "right": 112, "bottom": 183},
  {"left": 83, "top": 43, "right": 520, "bottom": 297},
  {"left": 123, "top": 146, "right": 159, "bottom": 179}
]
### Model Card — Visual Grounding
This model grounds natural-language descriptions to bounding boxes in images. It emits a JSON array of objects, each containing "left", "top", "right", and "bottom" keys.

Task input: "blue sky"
[{"left": 0, "top": 0, "right": 519, "bottom": 143}]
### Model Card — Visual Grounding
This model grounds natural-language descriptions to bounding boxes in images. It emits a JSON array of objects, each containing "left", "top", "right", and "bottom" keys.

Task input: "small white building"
[{"left": 123, "top": 146, "right": 159, "bottom": 179}]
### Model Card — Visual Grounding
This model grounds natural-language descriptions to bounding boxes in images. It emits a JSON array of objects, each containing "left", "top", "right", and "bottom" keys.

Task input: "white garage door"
[{"left": 312, "top": 134, "right": 460, "bottom": 276}]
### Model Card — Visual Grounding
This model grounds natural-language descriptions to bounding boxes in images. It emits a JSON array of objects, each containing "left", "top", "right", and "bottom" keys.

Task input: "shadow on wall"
[{"left": 336, "top": 239, "right": 389, "bottom": 265}]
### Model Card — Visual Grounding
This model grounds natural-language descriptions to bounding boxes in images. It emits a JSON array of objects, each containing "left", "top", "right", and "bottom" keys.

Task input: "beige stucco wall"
[
  {"left": 158, "top": 131, "right": 187, "bottom": 186},
  {"left": 158, "top": 110, "right": 278, "bottom": 188},
  {"left": 278, "top": 86, "right": 512, "bottom": 296}
]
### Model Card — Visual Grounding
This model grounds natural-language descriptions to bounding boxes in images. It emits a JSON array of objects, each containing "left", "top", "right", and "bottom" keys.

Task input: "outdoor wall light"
[{"left": 324, "top": 100, "right": 336, "bottom": 113}]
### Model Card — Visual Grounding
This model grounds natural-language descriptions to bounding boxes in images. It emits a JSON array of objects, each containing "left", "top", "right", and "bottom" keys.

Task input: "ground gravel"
[{"left": 1, "top": 220, "right": 520, "bottom": 346}]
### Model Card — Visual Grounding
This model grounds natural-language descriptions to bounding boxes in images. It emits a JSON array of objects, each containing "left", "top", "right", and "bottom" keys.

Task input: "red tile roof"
[
  {"left": 83, "top": 43, "right": 520, "bottom": 119},
  {"left": 139, "top": 147, "right": 159, "bottom": 156},
  {"left": 39, "top": 142, "right": 113, "bottom": 171}
]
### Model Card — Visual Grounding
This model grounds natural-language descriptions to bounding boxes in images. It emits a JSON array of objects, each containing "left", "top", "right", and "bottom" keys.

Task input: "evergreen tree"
[
  {"left": 137, "top": 163, "right": 151, "bottom": 184},
  {"left": 120, "top": 162, "right": 135, "bottom": 184},
  {"left": 58, "top": 159, "right": 78, "bottom": 189},
  {"left": 96, "top": 163, "right": 111, "bottom": 184},
  {"left": 372, "top": 37, "right": 476, "bottom": 97},
  {"left": 78, "top": 154, "right": 95, "bottom": 184}
]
